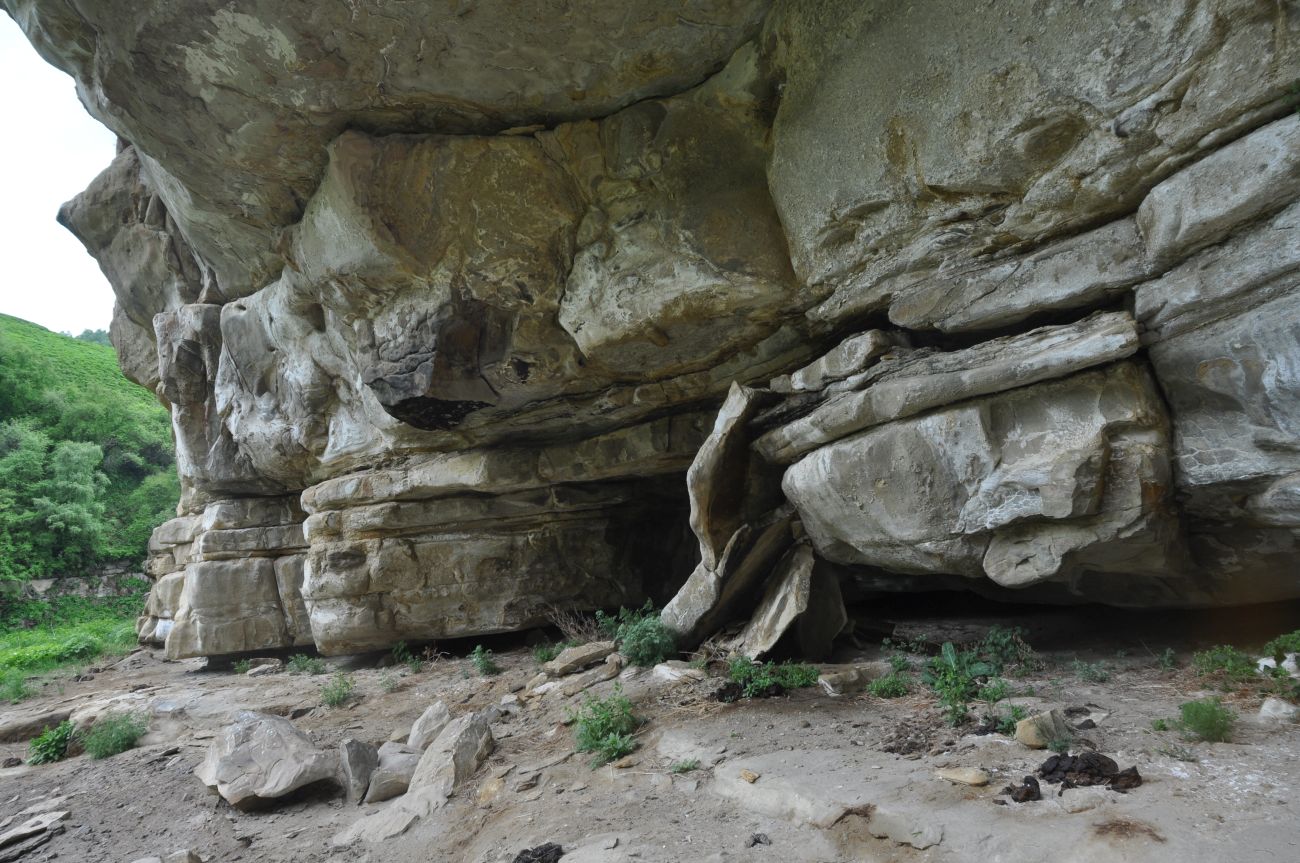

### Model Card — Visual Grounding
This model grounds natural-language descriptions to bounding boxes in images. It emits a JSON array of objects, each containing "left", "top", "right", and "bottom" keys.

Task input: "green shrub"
[
  {"left": 390, "top": 641, "right": 422, "bottom": 673},
  {"left": 923, "top": 643, "right": 993, "bottom": 725},
  {"left": 321, "top": 673, "right": 356, "bottom": 708},
  {"left": 1263, "top": 629, "right": 1300, "bottom": 666},
  {"left": 571, "top": 684, "right": 640, "bottom": 766},
  {"left": 1156, "top": 648, "right": 1177, "bottom": 671},
  {"left": 1071, "top": 659, "right": 1111, "bottom": 683},
  {"left": 27, "top": 720, "right": 75, "bottom": 765},
  {"left": 380, "top": 672, "right": 401, "bottom": 693},
  {"left": 597, "top": 602, "right": 676, "bottom": 667},
  {"left": 1151, "top": 718, "right": 1169, "bottom": 732},
  {"left": 727, "top": 657, "right": 820, "bottom": 698},
  {"left": 669, "top": 758, "right": 700, "bottom": 774},
  {"left": 978, "top": 626, "right": 1040, "bottom": 674},
  {"left": 1191, "top": 645, "right": 1257, "bottom": 684},
  {"left": 79, "top": 712, "right": 147, "bottom": 759},
  {"left": 232, "top": 659, "right": 251, "bottom": 675},
  {"left": 1177, "top": 697, "right": 1235, "bottom": 742},
  {"left": 470, "top": 644, "right": 500, "bottom": 676},
  {"left": 287, "top": 654, "right": 327, "bottom": 675},
  {"left": 868, "top": 672, "right": 910, "bottom": 698}
]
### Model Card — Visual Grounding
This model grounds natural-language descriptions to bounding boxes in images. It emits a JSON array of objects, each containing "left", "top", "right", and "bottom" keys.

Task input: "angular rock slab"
[
  {"left": 195, "top": 712, "right": 336, "bottom": 810},
  {"left": 339, "top": 738, "right": 379, "bottom": 805},
  {"left": 784, "top": 362, "right": 1184, "bottom": 598},
  {"left": 363, "top": 742, "right": 422, "bottom": 805},
  {"left": 340, "top": 710, "right": 494, "bottom": 843},
  {"left": 407, "top": 701, "right": 452, "bottom": 752},
  {"left": 730, "top": 544, "right": 846, "bottom": 660},
  {"left": 756, "top": 312, "right": 1141, "bottom": 464},
  {"left": 661, "top": 508, "right": 796, "bottom": 647}
]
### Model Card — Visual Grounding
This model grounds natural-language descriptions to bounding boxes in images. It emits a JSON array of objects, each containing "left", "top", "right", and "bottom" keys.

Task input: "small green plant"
[
  {"left": 868, "top": 672, "right": 910, "bottom": 698},
  {"left": 1191, "top": 645, "right": 1257, "bottom": 685},
  {"left": 977, "top": 678, "right": 1010, "bottom": 705},
  {"left": 669, "top": 758, "right": 700, "bottom": 774},
  {"left": 570, "top": 684, "right": 640, "bottom": 767},
  {"left": 597, "top": 601, "right": 676, "bottom": 667},
  {"left": 1176, "top": 697, "right": 1236, "bottom": 742},
  {"left": 727, "top": 657, "right": 820, "bottom": 698},
  {"left": 79, "top": 712, "right": 148, "bottom": 759},
  {"left": 995, "top": 704, "right": 1028, "bottom": 736},
  {"left": 1071, "top": 659, "right": 1111, "bottom": 683},
  {"left": 888, "top": 653, "right": 910, "bottom": 673},
  {"left": 390, "top": 641, "right": 422, "bottom": 673},
  {"left": 321, "top": 673, "right": 356, "bottom": 708},
  {"left": 470, "top": 644, "right": 501, "bottom": 676},
  {"left": 287, "top": 654, "right": 327, "bottom": 675},
  {"left": 27, "top": 720, "right": 75, "bottom": 765},
  {"left": 1047, "top": 735, "right": 1072, "bottom": 755},
  {"left": 232, "top": 659, "right": 251, "bottom": 675},
  {"left": 1155, "top": 648, "right": 1177, "bottom": 671},
  {"left": 1151, "top": 718, "right": 1169, "bottom": 732},
  {"left": 881, "top": 633, "right": 930, "bottom": 655},
  {"left": 923, "top": 642, "right": 993, "bottom": 725},
  {"left": 379, "top": 672, "right": 401, "bottom": 693},
  {"left": 979, "top": 626, "right": 1041, "bottom": 674},
  {"left": 1263, "top": 629, "right": 1300, "bottom": 666}
]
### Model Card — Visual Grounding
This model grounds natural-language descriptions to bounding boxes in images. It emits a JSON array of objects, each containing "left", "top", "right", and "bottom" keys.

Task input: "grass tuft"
[{"left": 80, "top": 712, "right": 147, "bottom": 759}]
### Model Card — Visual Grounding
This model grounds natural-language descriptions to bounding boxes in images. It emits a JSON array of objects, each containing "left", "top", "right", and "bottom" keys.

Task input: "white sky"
[{"left": 0, "top": 14, "right": 119, "bottom": 335}]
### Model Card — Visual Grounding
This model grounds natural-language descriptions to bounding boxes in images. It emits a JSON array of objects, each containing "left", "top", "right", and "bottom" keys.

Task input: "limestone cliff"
[{"left": 7, "top": 0, "right": 1299, "bottom": 658}]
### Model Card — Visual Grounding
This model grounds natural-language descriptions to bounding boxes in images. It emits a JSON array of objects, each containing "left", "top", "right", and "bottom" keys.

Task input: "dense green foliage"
[
  {"left": 0, "top": 314, "right": 178, "bottom": 586},
  {"left": 27, "top": 719, "right": 75, "bottom": 764},
  {"left": 597, "top": 601, "right": 676, "bottom": 667},
  {"left": 321, "top": 673, "right": 356, "bottom": 708},
  {"left": 80, "top": 712, "right": 149, "bottom": 758},
  {"left": 571, "top": 684, "right": 639, "bottom": 766},
  {"left": 287, "top": 653, "right": 328, "bottom": 675},
  {"left": 727, "top": 657, "right": 820, "bottom": 698},
  {"left": 1177, "top": 697, "right": 1236, "bottom": 742}
]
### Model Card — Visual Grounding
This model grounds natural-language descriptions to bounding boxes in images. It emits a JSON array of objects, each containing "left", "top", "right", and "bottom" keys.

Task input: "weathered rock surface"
[
  {"left": 362, "top": 743, "right": 422, "bottom": 805},
  {"left": 338, "top": 738, "right": 379, "bottom": 805},
  {"left": 194, "top": 712, "right": 336, "bottom": 810},
  {"left": 6, "top": 0, "right": 1300, "bottom": 659},
  {"left": 406, "top": 702, "right": 452, "bottom": 753}
]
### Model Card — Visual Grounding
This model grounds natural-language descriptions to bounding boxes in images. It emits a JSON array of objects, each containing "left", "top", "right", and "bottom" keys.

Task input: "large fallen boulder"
[{"left": 194, "top": 712, "right": 337, "bottom": 809}]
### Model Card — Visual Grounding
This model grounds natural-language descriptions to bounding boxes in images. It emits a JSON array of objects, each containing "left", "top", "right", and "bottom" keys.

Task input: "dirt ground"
[{"left": 2, "top": 599, "right": 1298, "bottom": 863}]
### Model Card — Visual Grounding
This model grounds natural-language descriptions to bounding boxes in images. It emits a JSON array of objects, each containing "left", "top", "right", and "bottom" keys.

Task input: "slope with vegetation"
[{"left": 0, "top": 313, "right": 176, "bottom": 586}]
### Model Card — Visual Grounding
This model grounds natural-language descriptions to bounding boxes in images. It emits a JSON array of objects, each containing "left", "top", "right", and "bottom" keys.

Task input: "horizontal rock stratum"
[{"left": 7, "top": 0, "right": 1299, "bottom": 657}]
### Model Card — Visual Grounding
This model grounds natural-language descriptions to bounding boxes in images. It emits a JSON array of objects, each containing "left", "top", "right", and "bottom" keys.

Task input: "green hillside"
[{"left": 0, "top": 313, "right": 178, "bottom": 586}]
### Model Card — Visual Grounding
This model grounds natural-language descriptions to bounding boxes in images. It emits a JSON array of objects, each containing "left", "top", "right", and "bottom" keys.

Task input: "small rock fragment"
[
  {"left": 935, "top": 767, "right": 990, "bottom": 787},
  {"left": 739, "top": 769, "right": 760, "bottom": 784},
  {"left": 746, "top": 833, "right": 771, "bottom": 847}
]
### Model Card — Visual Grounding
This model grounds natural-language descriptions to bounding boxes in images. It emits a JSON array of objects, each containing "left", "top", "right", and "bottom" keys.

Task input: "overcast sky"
[{"left": 0, "top": 15, "right": 119, "bottom": 335}]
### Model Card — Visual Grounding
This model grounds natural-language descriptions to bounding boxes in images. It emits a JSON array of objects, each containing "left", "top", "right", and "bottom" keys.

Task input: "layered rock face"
[{"left": 9, "top": 0, "right": 1299, "bottom": 657}]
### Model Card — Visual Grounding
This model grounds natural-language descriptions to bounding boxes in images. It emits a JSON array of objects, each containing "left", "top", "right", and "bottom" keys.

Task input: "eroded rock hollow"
[{"left": 9, "top": 0, "right": 1299, "bottom": 658}]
